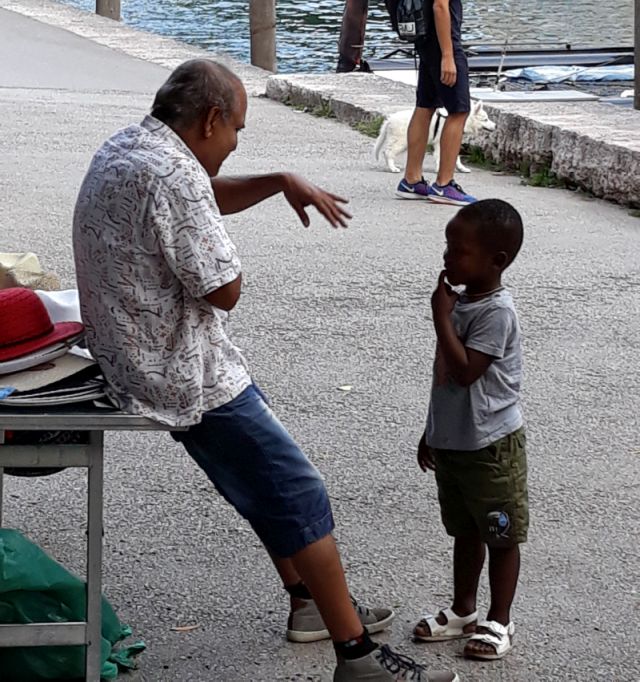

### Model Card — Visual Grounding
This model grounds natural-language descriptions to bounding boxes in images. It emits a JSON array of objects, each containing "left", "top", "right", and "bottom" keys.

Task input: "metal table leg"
[
  {"left": 0, "top": 429, "right": 4, "bottom": 527},
  {"left": 85, "top": 430, "right": 104, "bottom": 682}
]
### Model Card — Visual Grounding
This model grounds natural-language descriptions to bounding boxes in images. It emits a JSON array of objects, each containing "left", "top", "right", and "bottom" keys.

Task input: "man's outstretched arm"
[{"left": 211, "top": 173, "right": 351, "bottom": 228}]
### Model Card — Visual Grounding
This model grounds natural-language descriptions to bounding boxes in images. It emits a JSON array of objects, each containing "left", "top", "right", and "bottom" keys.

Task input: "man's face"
[
  {"left": 201, "top": 82, "right": 247, "bottom": 177},
  {"left": 443, "top": 216, "right": 494, "bottom": 287}
]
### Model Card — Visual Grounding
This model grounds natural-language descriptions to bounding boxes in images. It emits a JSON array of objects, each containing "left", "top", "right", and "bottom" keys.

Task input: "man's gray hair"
[{"left": 151, "top": 59, "right": 240, "bottom": 129}]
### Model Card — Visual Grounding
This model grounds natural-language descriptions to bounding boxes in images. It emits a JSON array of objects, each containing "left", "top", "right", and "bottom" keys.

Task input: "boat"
[
  {"left": 363, "top": 43, "right": 634, "bottom": 104},
  {"left": 365, "top": 44, "right": 634, "bottom": 76}
]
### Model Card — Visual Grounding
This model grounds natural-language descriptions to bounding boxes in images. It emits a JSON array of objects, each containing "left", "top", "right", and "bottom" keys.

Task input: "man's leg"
[
  {"left": 404, "top": 107, "right": 435, "bottom": 184},
  {"left": 288, "top": 535, "right": 363, "bottom": 641},
  {"left": 435, "top": 112, "right": 468, "bottom": 187}
]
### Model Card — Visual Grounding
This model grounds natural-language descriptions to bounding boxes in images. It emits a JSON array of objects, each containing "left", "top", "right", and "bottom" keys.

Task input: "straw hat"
[{"left": 0, "top": 252, "right": 60, "bottom": 291}]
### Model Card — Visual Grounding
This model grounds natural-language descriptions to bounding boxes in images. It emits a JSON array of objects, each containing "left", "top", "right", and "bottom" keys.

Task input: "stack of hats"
[{"left": 0, "top": 288, "right": 105, "bottom": 406}]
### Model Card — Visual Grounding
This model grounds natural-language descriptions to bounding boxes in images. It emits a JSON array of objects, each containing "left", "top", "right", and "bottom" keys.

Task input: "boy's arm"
[
  {"left": 432, "top": 0, "right": 457, "bottom": 86},
  {"left": 431, "top": 271, "right": 495, "bottom": 387}
]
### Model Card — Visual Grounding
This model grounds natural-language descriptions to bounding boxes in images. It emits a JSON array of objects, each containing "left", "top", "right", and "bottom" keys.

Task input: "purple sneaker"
[
  {"left": 396, "top": 177, "right": 431, "bottom": 200},
  {"left": 428, "top": 181, "right": 477, "bottom": 206}
]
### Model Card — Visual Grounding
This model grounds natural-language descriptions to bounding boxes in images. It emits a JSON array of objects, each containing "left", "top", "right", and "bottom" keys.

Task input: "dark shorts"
[
  {"left": 416, "top": 50, "right": 471, "bottom": 113},
  {"left": 434, "top": 428, "right": 529, "bottom": 546},
  {"left": 171, "top": 384, "right": 334, "bottom": 558}
]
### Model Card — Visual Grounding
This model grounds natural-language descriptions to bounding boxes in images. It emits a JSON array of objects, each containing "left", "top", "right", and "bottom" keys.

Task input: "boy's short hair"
[{"left": 459, "top": 199, "right": 524, "bottom": 267}]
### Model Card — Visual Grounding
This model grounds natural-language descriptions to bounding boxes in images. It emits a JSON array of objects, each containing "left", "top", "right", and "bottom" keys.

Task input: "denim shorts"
[{"left": 171, "top": 384, "right": 334, "bottom": 558}]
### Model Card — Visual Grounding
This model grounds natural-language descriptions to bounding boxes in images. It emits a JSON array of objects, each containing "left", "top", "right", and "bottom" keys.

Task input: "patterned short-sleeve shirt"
[{"left": 73, "top": 115, "right": 251, "bottom": 427}]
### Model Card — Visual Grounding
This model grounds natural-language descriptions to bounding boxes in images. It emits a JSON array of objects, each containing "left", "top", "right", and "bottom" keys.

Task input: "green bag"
[{"left": 0, "top": 529, "right": 144, "bottom": 681}]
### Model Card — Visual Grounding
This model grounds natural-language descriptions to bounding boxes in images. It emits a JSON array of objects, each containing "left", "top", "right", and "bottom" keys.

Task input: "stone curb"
[{"left": 265, "top": 73, "right": 640, "bottom": 207}]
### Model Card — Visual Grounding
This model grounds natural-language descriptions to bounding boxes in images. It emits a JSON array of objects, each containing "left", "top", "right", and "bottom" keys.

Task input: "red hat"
[{"left": 0, "top": 288, "right": 84, "bottom": 362}]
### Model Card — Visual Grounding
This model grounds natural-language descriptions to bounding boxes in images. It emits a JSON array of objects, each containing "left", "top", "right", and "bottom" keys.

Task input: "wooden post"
[
  {"left": 635, "top": 0, "right": 639, "bottom": 109},
  {"left": 96, "top": 0, "right": 120, "bottom": 20},
  {"left": 250, "top": 0, "right": 277, "bottom": 72},
  {"left": 337, "top": 0, "right": 369, "bottom": 73}
]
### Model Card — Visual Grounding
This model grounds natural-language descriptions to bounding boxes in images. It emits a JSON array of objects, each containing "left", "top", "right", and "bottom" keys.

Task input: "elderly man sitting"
[{"left": 72, "top": 59, "right": 458, "bottom": 682}]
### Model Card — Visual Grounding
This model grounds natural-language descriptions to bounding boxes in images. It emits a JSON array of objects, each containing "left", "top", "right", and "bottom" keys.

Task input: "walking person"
[
  {"left": 73, "top": 59, "right": 460, "bottom": 682},
  {"left": 396, "top": 0, "right": 477, "bottom": 206}
]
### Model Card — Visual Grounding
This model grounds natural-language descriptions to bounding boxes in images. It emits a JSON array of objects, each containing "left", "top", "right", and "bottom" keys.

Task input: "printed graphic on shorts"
[{"left": 487, "top": 510, "right": 511, "bottom": 540}]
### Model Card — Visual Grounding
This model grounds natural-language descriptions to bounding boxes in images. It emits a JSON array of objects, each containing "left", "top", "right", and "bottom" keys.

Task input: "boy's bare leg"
[
  {"left": 435, "top": 112, "right": 468, "bottom": 186},
  {"left": 487, "top": 544, "right": 520, "bottom": 623},
  {"left": 404, "top": 107, "right": 435, "bottom": 184},
  {"left": 414, "top": 534, "right": 484, "bottom": 636},
  {"left": 451, "top": 534, "right": 485, "bottom": 617},
  {"left": 465, "top": 544, "right": 520, "bottom": 656},
  {"left": 274, "top": 534, "right": 363, "bottom": 642}
]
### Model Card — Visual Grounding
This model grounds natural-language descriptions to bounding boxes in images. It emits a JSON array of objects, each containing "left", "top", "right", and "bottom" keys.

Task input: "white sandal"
[
  {"left": 413, "top": 607, "right": 478, "bottom": 642},
  {"left": 464, "top": 620, "right": 515, "bottom": 660}
]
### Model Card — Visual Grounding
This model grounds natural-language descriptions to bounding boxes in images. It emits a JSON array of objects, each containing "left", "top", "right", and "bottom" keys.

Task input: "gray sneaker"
[
  {"left": 334, "top": 645, "right": 460, "bottom": 682},
  {"left": 287, "top": 596, "right": 395, "bottom": 643}
]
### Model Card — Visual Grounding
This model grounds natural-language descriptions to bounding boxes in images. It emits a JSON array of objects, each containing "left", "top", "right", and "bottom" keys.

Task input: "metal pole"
[
  {"left": 85, "top": 430, "right": 104, "bottom": 682},
  {"left": 96, "top": 0, "right": 120, "bottom": 20},
  {"left": 250, "top": 0, "right": 277, "bottom": 72},
  {"left": 337, "top": 0, "right": 369, "bottom": 73},
  {"left": 635, "top": 0, "right": 639, "bottom": 109}
]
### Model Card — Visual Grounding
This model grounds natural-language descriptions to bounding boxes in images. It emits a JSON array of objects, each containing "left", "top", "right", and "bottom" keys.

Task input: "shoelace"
[
  {"left": 350, "top": 596, "right": 371, "bottom": 618},
  {"left": 450, "top": 181, "right": 466, "bottom": 194},
  {"left": 375, "top": 644, "right": 427, "bottom": 680}
]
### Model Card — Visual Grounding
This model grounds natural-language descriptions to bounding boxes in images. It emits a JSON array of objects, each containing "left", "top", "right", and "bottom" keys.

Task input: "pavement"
[{"left": 0, "top": 3, "right": 639, "bottom": 681}]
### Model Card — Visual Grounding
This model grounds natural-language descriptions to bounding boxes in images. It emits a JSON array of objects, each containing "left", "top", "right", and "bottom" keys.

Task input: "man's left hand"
[{"left": 283, "top": 173, "right": 351, "bottom": 228}]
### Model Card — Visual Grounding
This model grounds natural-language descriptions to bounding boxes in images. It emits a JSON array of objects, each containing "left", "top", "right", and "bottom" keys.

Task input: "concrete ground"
[{"left": 1, "top": 5, "right": 639, "bottom": 682}]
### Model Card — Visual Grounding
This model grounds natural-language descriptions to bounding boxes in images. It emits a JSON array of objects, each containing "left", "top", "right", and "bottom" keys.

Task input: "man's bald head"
[{"left": 151, "top": 60, "right": 243, "bottom": 130}]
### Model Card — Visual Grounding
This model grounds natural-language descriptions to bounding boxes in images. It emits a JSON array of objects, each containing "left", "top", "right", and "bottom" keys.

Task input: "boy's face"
[{"left": 443, "top": 216, "right": 496, "bottom": 287}]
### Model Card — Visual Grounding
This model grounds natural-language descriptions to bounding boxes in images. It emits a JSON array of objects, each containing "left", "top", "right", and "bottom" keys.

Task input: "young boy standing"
[{"left": 415, "top": 199, "right": 528, "bottom": 660}]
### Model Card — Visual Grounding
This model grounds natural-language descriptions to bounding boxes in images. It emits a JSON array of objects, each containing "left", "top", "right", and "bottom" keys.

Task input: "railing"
[{"left": 95, "top": 0, "right": 278, "bottom": 73}]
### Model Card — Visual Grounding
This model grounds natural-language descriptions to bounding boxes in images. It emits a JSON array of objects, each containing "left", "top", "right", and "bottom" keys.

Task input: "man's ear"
[{"left": 204, "top": 106, "right": 223, "bottom": 138}]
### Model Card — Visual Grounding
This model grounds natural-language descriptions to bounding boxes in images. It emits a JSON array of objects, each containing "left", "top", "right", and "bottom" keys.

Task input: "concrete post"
[
  {"left": 250, "top": 0, "right": 277, "bottom": 72},
  {"left": 96, "top": 0, "right": 120, "bottom": 20},
  {"left": 337, "top": 0, "right": 369, "bottom": 73},
  {"left": 635, "top": 0, "right": 639, "bottom": 109}
]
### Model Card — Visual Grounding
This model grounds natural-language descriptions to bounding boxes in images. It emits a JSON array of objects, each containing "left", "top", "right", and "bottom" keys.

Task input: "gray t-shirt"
[{"left": 426, "top": 288, "right": 523, "bottom": 451}]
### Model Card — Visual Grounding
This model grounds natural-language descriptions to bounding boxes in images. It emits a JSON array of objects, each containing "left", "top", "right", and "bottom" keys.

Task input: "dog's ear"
[{"left": 472, "top": 100, "right": 482, "bottom": 114}]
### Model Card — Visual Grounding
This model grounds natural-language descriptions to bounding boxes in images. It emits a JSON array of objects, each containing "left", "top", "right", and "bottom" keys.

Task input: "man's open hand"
[{"left": 283, "top": 173, "right": 351, "bottom": 228}]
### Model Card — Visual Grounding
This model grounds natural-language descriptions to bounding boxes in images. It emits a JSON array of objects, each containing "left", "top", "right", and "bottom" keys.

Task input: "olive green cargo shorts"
[{"left": 434, "top": 428, "right": 529, "bottom": 546}]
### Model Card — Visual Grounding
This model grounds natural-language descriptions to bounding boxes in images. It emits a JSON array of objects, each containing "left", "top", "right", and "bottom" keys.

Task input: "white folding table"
[{"left": 0, "top": 406, "right": 174, "bottom": 682}]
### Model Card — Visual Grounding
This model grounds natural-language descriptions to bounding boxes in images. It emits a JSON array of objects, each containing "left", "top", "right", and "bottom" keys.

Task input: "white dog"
[{"left": 373, "top": 100, "right": 496, "bottom": 174}]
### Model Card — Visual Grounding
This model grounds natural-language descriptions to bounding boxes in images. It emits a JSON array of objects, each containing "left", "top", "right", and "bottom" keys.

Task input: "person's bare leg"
[
  {"left": 414, "top": 534, "right": 484, "bottom": 637},
  {"left": 435, "top": 111, "right": 468, "bottom": 186},
  {"left": 270, "top": 553, "right": 301, "bottom": 587},
  {"left": 464, "top": 544, "right": 520, "bottom": 657},
  {"left": 404, "top": 107, "right": 435, "bottom": 184},
  {"left": 273, "top": 535, "right": 362, "bottom": 642}
]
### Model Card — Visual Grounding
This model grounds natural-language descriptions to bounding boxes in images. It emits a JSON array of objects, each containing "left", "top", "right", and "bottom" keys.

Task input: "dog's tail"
[{"left": 372, "top": 118, "right": 389, "bottom": 162}]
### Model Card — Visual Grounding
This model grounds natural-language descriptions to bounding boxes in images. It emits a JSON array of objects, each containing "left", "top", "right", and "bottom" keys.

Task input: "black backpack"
[{"left": 384, "top": 0, "right": 430, "bottom": 42}]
